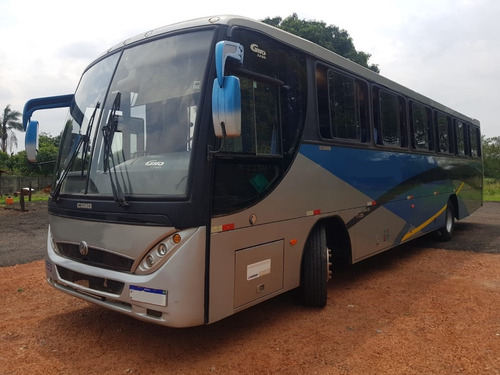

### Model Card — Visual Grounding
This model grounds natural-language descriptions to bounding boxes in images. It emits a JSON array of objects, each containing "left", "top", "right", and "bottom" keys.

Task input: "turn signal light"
[{"left": 172, "top": 234, "right": 181, "bottom": 244}]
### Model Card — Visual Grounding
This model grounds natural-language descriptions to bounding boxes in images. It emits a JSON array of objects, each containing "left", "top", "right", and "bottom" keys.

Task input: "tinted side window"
[
  {"left": 380, "top": 91, "right": 399, "bottom": 145},
  {"left": 469, "top": 125, "right": 480, "bottom": 157},
  {"left": 329, "top": 70, "right": 357, "bottom": 139},
  {"left": 316, "top": 65, "right": 368, "bottom": 142},
  {"left": 411, "top": 102, "right": 431, "bottom": 150},
  {"left": 455, "top": 120, "right": 466, "bottom": 156},
  {"left": 375, "top": 89, "right": 407, "bottom": 147},
  {"left": 437, "top": 112, "right": 451, "bottom": 153}
]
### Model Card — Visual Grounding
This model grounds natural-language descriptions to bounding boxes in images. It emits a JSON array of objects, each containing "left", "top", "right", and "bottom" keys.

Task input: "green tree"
[
  {"left": 12, "top": 150, "right": 40, "bottom": 176},
  {"left": 262, "top": 14, "right": 380, "bottom": 73},
  {"left": 483, "top": 136, "right": 500, "bottom": 179},
  {"left": 0, "top": 150, "right": 9, "bottom": 171},
  {"left": 37, "top": 133, "right": 59, "bottom": 176},
  {"left": 12, "top": 133, "right": 59, "bottom": 177},
  {"left": 0, "top": 105, "right": 23, "bottom": 153}
]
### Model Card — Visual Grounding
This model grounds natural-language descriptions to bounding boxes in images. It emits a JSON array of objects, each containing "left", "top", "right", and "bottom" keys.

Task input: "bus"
[{"left": 23, "top": 15, "right": 482, "bottom": 328}]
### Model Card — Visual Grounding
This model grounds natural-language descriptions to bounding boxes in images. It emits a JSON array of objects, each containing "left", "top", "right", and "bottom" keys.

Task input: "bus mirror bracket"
[
  {"left": 22, "top": 94, "right": 73, "bottom": 163},
  {"left": 212, "top": 41, "right": 243, "bottom": 138},
  {"left": 22, "top": 94, "right": 73, "bottom": 130}
]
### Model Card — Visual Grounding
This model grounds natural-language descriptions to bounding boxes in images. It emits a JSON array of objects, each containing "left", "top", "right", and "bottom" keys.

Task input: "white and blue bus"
[{"left": 23, "top": 15, "right": 482, "bottom": 327}]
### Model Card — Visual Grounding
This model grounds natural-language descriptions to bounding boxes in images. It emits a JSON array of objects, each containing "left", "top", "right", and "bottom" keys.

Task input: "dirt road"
[{"left": 1, "top": 202, "right": 499, "bottom": 374}]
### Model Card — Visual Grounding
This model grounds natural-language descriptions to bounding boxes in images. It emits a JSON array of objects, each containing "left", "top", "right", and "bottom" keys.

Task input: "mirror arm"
[{"left": 22, "top": 94, "right": 73, "bottom": 130}]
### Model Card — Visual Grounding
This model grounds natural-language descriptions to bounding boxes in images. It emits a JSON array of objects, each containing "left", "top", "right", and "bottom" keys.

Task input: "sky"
[{"left": 1, "top": 0, "right": 498, "bottom": 153}]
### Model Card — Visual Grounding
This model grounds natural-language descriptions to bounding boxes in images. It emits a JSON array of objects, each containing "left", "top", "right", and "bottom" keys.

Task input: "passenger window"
[
  {"left": 437, "top": 113, "right": 451, "bottom": 153},
  {"left": 379, "top": 91, "right": 399, "bottom": 146},
  {"left": 372, "top": 88, "right": 406, "bottom": 147},
  {"left": 328, "top": 71, "right": 357, "bottom": 139},
  {"left": 469, "top": 125, "right": 480, "bottom": 157},
  {"left": 456, "top": 120, "right": 466, "bottom": 156},
  {"left": 316, "top": 65, "right": 368, "bottom": 142},
  {"left": 411, "top": 102, "right": 430, "bottom": 150}
]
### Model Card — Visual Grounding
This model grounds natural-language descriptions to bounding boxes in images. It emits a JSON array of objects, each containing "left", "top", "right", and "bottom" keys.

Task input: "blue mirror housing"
[
  {"left": 212, "top": 41, "right": 244, "bottom": 138},
  {"left": 212, "top": 75, "right": 241, "bottom": 137},
  {"left": 25, "top": 120, "right": 39, "bottom": 163}
]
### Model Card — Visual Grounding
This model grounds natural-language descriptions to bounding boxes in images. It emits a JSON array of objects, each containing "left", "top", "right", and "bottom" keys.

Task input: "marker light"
[{"left": 172, "top": 234, "right": 181, "bottom": 244}]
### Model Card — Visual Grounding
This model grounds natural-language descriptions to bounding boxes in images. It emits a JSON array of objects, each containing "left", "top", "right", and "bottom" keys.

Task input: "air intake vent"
[
  {"left": 56, "top": 243, "right": 134, "bottom": 272},
  {"left": 57, "top": 265, "right": 124, "bottom": 294}
]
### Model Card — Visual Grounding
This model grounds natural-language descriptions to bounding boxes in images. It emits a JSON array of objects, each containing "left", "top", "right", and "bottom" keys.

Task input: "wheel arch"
[
  {"left": 301, "top": 215, "right": 352, "bottom": 267},
  {"left": 298, "top": 215, "right": 352, "bottom": 306},
  {"left": 323, "top": 215, "right": 353, "bottom": 265}
]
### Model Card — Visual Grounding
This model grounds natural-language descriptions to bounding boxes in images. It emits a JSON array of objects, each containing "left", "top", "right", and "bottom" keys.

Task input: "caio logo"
[
  {"left": 145, "top": 160, "right": 164, "bottom": 167},
  {"left": 77, "top": 203, "right": 92, "bottom": 209},
  {"left": 250, "top": 44, "right": 266, "bottom": 59}
]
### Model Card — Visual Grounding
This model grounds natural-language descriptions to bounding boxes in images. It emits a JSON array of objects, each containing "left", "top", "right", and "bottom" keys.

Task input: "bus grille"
[
  {"left": 56, "top": 242, "right": 134, "bottom": 273},
  {"left": 57, "top": 265, "right": 125, "bottom": 295}
]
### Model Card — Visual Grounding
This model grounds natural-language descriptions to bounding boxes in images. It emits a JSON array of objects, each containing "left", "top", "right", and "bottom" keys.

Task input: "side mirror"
[
  {"left": 212, "top": 76, "right": 241, "bottom": 138},
  {"left": 212, "top": 41, "right": 244, "bottom": 138},
  {"left": 25, "top": 121, "right": 39, "bottom": 163}
]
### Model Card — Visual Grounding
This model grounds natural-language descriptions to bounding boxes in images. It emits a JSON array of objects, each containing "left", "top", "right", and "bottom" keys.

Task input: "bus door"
[{"left": 208, "top": 71, "right": 286, "bottom": 323}]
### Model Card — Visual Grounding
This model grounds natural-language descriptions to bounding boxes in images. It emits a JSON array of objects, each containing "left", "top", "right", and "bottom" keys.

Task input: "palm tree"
[{"left": 0, "top": 105, "right": 23, "bottom": 153}]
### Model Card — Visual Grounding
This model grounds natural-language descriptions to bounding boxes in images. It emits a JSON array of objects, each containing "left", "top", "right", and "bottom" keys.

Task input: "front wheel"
[
  {"left": 301, "top": 223, "right": 331, "bottom": 307},
  {"left": 438, "top": 201, "right": 455, "bottom": 241}
]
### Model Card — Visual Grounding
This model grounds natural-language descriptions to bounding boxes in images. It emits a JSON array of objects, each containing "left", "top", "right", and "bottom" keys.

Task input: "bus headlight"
[
  {"left": 135, "top": 228, "right": 196, "bottom": 275},
  {"left": 146, "top": 254, "right": 155, "bottom": 267},
  {"left": 137, "top": 239, "right": 175, "bottom": 274},
  {"left": 157, "top": 243, "right": 168, "bottom": 256}
]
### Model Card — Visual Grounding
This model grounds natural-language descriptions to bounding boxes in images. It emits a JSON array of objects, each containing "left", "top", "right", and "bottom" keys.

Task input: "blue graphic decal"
[
  {"left": 300, "top": 144, "right": 438, "bottom": 198},
  {"left": 299, "top": 143, "right": 480, "bottom": 231}
]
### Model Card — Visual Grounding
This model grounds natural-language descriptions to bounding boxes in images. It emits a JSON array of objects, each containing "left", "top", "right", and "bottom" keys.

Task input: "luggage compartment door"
[{"left": 234, "top": 240, "right": 284, "bottom": 308}]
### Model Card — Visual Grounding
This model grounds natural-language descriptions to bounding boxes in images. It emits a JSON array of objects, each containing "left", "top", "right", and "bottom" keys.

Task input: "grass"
[
  {"left": 1, "top": 190, "right": 50, "bottom": 208},
  {"left": 484, "top": 178, "right": 500, "bottom": 202}
]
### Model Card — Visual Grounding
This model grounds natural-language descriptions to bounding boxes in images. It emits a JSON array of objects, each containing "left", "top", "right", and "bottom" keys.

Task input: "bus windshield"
[{"left": 55, "top": 30, "right": 213, "bottom": 199}]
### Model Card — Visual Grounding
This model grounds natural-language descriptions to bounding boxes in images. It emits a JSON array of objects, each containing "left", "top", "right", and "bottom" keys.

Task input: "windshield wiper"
[
  {"left": 52, "top": 102, "right": 100, "bottom": 201},
  {"left": 81, "top": 102, "right": 100, "bottom": 179},
  {"left": 102, "top": 92, "right": 129, "bottom": 207}
]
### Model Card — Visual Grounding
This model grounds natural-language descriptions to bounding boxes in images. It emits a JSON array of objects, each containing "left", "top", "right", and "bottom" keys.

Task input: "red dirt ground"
[{"left": 1, "top": 203, "right": 499, "bottom": 374}]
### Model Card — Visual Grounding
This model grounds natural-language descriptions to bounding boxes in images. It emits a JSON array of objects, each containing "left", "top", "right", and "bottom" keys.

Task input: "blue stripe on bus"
[
  {"left": 300, "top": 144, "right": 439, "bottom": 196},
  {"left": 299, "top": 144, "right": 473, "bottom": 229}
]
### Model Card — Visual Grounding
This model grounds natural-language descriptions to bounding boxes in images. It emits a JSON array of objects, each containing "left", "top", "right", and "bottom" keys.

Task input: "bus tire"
[
  {"left": 301, "top": 223, "right": 330, "bottom": 307},
  {"left": 438, "top": 201, "right": 455, "bottom": 241}
]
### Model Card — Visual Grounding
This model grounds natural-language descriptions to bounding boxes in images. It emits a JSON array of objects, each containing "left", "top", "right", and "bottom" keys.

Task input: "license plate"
[{"left": 129, "top": 285, "right": 167, "bottom": 306}]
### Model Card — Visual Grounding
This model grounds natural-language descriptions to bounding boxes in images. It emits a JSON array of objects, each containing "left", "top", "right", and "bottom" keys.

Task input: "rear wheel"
[
  {"left": 438, "top": 200, "right": 455, "bottom": 241},
  {"left": 301, "top": 223, "right": 332, "bottom": 307}
]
